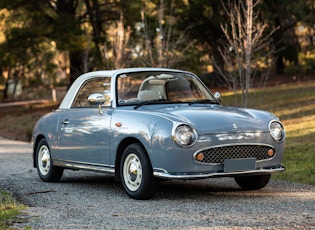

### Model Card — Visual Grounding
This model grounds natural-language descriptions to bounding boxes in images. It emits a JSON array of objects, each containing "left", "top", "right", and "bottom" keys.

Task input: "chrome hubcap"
[
  {"left": 123, "top": 153, "right": 142, "bottom": 192},
  {"left": 38, "top": 145, "right": 51, "bottom": 176}
]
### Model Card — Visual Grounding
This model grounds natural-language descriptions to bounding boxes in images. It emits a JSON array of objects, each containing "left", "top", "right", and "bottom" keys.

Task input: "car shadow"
[
  {"left": 54, "top": 171, "right": 277, "bottom": 201},
  {"left": 155, "top": 178, "right": 241, "bottom": 199}
]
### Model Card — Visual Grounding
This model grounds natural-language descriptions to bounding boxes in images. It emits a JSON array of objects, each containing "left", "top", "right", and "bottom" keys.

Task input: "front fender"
[{"left": 110, "top": 109, "right": 174, "bottom": 165}]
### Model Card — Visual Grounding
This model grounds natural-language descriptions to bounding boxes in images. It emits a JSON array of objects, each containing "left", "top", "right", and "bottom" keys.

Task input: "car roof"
[
  {"left": 59, "top": 68, "right": 191, "bottom": 109},
  {"left": 79, "top": 67, "right": 186, "bottom": 77}
]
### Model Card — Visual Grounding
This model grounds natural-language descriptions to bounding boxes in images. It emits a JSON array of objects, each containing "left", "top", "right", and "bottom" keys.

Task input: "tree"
[
  {"left": 137, "top": 0, "right": 195, "bottom": 68},
  {"left": 0, "top": 0, "right": 87, "bottom": 87},
  {"left": 213, "top": 0, "right": 276, "bottom": 107},
  {"left": 46, "top": 0, "right": 92, "bottom": 86},
  {"left": 179, "top": 0, "right": 225, "bottom": 74},
  {"left": 0, "top": 5, "right": 58, "bottom": 101},
  {"left": 0, "top": 0, "right": 124, "bottom": 87},
  {"left": 1, "top": 0, "right": 315, "bottom": 98},
  {"left": 109, "top": 13, "right": 132, "bottom": 69},
  {"left": 261, "top": 0, "right": 315, "bottom": 75},
  {"left": 84, "top": 0, "right": 122, "bottom": 70}
]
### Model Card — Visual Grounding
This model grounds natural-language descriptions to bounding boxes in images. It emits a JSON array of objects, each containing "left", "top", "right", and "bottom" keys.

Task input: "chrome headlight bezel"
[
  {"left": 172, "top": 123, "right": 198, "bottom": 147},
  {"left": 269, "top": 120, "right": 285, "bottom": 142}
]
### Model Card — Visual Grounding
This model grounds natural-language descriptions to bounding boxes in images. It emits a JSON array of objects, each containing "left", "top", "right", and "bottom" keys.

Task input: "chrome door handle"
[{"left": 62, "top": 119, "right": 69, "bottom": 125}]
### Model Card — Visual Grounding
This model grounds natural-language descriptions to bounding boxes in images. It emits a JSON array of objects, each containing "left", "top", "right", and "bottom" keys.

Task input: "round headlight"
[
  {"left": 173, "top": 124, "right": 197, "bottom": 146},
  {"left": 269, "top": 120, "right": 285, "bottom": 142}
]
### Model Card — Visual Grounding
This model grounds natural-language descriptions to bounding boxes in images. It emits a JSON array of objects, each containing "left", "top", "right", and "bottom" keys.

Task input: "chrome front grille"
[{"left": 194, "top": 144, "right": 275, "bottom": 165}]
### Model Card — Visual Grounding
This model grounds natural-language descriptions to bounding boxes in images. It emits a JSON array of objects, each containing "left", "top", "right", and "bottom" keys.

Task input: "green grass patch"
[
  {"left": 222, "top": 80, "right": 315, "bottom": 185},
  {"left": 273, "top": 143, "right": 315, "bottom": 185},
  {"left": 0, "top": 190, "right": 26, "bottom": 229}
]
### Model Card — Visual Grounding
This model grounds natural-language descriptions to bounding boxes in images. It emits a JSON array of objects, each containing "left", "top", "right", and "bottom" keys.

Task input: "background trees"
[
  {"left": 0, "top": 0, "right": 314, "bottom": 104},
  {"left": 212, "top": 0, "right": 276, "bottom": 107}
]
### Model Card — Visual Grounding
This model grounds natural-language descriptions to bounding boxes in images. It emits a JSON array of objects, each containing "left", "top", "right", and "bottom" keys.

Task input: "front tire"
[
  {"left": 120, "top": 143, "right": 157, "bottom": 200},
  {"left": 36, "top": 139, "right": 63, "bottom": 182},
  {"left": 234, "top": 174, "right": 271, "bottom": 190}
]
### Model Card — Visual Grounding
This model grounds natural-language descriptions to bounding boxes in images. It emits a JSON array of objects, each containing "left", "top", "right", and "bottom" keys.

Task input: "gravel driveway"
[{"left": 0, "top": 137, "right": 314, "bottom": 229}]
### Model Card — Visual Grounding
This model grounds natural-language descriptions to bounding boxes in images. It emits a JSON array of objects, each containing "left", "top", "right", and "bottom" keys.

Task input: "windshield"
[{"left": 117, "top": 71, "right": 216, "bottom": 106}]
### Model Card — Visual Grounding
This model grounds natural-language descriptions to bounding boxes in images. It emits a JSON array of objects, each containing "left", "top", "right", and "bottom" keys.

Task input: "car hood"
[{"left": 141, "top": 104, "right": 276, "bottom": 134}]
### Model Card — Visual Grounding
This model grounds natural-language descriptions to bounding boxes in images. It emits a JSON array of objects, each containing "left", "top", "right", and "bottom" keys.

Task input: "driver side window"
[{"left": 72, "top": 77, "right": 111, "bottom": 108}]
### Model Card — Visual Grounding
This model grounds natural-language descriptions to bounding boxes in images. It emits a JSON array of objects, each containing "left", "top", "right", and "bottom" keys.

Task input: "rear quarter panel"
[{"left": 33, "top": 110, "right": 61, "bottom": 158}]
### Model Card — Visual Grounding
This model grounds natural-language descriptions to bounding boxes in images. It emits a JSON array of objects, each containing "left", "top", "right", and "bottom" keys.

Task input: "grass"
[
  {"left": 221, "top": 80, "right": 315, "bottom": 185},
  {"left": 0, "top": 190, "right": 26, "bottom": 229},
  {"left": 276, "top": 143, "right": 315, "bottom": 185}
]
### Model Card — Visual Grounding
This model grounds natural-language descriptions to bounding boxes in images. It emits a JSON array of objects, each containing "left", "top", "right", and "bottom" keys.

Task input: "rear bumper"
[{"left": 153, "top": 165, "right": 285, "bottom": 180}]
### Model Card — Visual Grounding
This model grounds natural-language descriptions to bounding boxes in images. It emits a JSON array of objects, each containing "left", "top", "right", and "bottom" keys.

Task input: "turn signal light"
[
  {"left": 196, "top": 152, "right": 204, "bottom": 161},
  {"left": 267, "top": 149, "right": 275, "bottom": 157}
]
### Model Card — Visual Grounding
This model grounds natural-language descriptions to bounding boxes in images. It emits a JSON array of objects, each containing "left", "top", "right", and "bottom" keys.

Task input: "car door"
[{"left": 57, "top": 77, "right": 112, "bottom": 165}]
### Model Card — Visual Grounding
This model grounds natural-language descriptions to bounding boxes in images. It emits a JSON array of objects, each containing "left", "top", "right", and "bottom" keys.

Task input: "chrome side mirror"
[
  {"left": 88, "top": 93, "right": 106, "bottom": 114},
  {"left": 88, "top": 93, "right": 106, "bottom": 105},
  {"left": 214, "top": 92, "right": 222, "bottom": 103}
]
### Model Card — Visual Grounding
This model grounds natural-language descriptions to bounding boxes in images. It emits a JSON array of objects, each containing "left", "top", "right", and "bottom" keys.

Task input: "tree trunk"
[
  {"left": 69, "top": 50, "right": 85, "bottom": 87},
  {"left": 1, "top": 68, "right": 8, "bottom": 102},
  {"left": 2, "top": 79, "right": 9, "bottom": 102},
  {"left": 244, "top": 0, "right": 253, "bottom": 108}
]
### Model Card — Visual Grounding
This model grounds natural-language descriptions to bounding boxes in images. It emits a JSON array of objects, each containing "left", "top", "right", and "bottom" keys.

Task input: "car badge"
[{"left": 233, "top": 124, "right": 238, "bottom": 130}]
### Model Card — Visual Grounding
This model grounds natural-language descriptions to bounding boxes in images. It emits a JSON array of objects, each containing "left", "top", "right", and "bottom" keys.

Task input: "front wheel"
[
  {"left": 36, "top": 139, "right": 63, "bottom": 182},
  {"left": 120, "top": 143, "right": 157, "bottom": 200},
  {"left": 234, "top": 174, "right": 271, "bottom": 190}
]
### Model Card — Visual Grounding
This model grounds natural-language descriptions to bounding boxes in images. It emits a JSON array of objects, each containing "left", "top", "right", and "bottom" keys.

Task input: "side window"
[{"left": 72, "top": 77, "right": 111, "bottom": 108}]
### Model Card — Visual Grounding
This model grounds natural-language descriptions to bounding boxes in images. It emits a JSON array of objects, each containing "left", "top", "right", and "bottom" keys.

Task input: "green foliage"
[
  {"left": 273, "top": 144, "right": 315, "bottom": 185},
  {"left": 284, "top": 50, "right": 315, "bottom": 75},
  {"left": 0, "top": 0, "right": 315, "bottom": 86},
  {"left": 284, "top": 50, "right": 315, "bottom": 76},
  {"left": 0, "top": 190, "right": 26, "bottom": 229}
]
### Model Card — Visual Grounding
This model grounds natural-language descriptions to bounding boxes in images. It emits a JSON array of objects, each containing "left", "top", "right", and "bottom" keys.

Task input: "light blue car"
[{"left": 32, "top": 68, "right": 285, "bottom": 199}]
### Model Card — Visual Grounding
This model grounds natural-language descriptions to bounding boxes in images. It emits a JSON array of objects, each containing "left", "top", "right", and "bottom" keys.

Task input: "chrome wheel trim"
[
  {"left": 123, "top": 153, "right": 142, "bottom": 192},
  {"left": 38, "top": 145, "right": 51, "bottom": 176}
]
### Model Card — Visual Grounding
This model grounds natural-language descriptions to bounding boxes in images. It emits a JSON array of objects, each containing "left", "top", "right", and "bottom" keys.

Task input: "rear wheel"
[
  {"left": 36, "top": 139, "right": 63, "bottom": 182},
  {"left": 120, "top": 143, "right": 157, "bottom": 200},
  {"left": 234, "top": 174, "right": 271, "bottom": 190}
]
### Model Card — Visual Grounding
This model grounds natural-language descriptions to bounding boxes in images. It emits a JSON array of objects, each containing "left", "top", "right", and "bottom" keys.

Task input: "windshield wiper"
[
  {"left": 188, "top": 100, "right": 220, "bottom": 105},
  {"left": 134, "top": 99, "right": 215, "bottom": 109},
  {"left": 134, "top": 99, "right": 170, "bottom": 109}
]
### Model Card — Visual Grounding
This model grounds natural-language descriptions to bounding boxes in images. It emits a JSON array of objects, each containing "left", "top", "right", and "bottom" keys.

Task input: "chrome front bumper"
[{"left": 153, "top": 165, "right": 285, "bottom": 180}]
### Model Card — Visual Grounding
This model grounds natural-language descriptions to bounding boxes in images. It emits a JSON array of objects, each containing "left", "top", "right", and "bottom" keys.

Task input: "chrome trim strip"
[
  {"left": 54, "top": 158, "right": 110, "bottom": 167},
  {"left": 153, "top": 165, "right": 285, "bottom": 179},
  {"left": 54, "top": 160, "right": 115, "bottom": 174}
]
